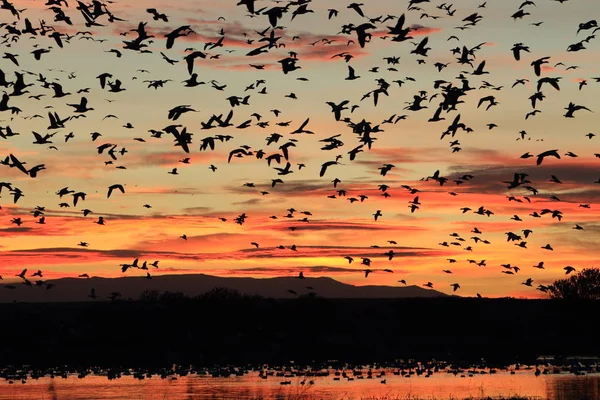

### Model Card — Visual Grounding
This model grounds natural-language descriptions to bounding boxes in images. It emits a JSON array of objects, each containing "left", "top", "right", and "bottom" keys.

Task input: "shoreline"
[{"left": 1, "top": 297, "right": 598, "bottom": 368}]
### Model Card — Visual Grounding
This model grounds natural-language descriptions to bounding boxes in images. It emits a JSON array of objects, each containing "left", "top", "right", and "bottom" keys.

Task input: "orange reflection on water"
[{"left": 0, "top": 369, "right": 599, "bottom": 400}]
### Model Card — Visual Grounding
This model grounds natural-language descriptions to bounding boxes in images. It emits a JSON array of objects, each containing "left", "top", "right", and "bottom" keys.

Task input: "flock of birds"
[
  {"left": 0, "top": 0, "right": 598, "bottom": 299},
  {"left": 0, "top": 360, "right": 595, "bottom": 386}
]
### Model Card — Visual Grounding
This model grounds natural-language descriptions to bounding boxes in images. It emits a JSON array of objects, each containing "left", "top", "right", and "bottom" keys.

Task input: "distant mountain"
[{"left": 0, "top": 274, "right": 449, "bottom": 302}]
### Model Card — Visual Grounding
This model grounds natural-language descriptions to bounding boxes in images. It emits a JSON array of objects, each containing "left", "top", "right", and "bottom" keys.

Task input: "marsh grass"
[
  {"left": 245, "top": 394, "right": 538, "bottom": 400},
  {"left": 137, "top": 397, "right": 538, "bottom": 400},
  {"left": 368, "top": 397, "right": 533, "bottom": 400},
  {"left": 355, "top": 396, "right": 536, "bottom": 400},
  {"left": 240, "top": 379, "right": 539, "bottom": 400}
]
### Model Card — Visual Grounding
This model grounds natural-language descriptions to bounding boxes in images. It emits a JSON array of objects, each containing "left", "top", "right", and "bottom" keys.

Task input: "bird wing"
[{"left": 319, "top": 163, "right": 329, "bottom": 177}]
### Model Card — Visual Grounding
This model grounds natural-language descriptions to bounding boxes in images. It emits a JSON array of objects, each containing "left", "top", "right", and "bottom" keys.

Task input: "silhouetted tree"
[
  {"left": 139, "top": 289, "right": 160, "bottom": 302},
  {"left": 159, "top": 291, "right": 187, "bottom": 302},
  {"left": 197, "top": 287, "right": 244, "bottom": 301},
  {"left": 547, "top": 268, "right": 600, "bottom": 300}
]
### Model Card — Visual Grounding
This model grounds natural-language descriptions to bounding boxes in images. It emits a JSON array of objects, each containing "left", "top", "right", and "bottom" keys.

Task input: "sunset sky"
[{"left": 0, "top": 0, "right": 598, "bottom": 298}]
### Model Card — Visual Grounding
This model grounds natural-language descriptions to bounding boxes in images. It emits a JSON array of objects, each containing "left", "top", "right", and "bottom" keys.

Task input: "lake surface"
[{"left": 0, "top": 368, "right": 598, "bottom": 400}]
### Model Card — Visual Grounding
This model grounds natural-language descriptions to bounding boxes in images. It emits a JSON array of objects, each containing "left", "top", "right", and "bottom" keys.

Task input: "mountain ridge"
[{"left": 0, "top": 273, "right": 449, "bottom": 302}]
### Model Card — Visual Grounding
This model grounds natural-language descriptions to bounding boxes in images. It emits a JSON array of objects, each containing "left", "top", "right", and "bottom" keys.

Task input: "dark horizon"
[{"left": 1, "top": 295, "right": 598, "bottom": 369}]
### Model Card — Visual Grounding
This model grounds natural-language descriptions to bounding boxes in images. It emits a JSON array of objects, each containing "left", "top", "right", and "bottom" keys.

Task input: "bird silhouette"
[
  {"left": 107, "top": 184, "right": 125, "bottom": 198},
  {"left": 536, "top": 150, "right": 561, "bottom": 165}
]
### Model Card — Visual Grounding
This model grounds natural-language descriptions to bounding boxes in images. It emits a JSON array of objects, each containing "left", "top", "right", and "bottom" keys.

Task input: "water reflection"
[
  {"left": 0, "top": 370, "right": 598, "bottom": 400},
  {"left": 47, "top": 380, "right": 58, "bottom": 400},
  {"left": 550, "top": 375, "right": 600, "bottom": 400}
]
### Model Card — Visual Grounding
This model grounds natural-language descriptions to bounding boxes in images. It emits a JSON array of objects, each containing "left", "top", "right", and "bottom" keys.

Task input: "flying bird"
[{"left": 107, "top": 184, "right": 125, "bottom": 198}]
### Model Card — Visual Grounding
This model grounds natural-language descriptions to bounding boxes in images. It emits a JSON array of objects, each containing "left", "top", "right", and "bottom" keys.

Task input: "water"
[{"left": 0, "top": 368, "right": 599, "bottom": 400}]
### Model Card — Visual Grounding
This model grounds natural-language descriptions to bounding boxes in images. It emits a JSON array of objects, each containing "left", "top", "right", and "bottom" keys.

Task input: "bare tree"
[{"left": 547, "top": 268, "right": 600, "bottom": 300}]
